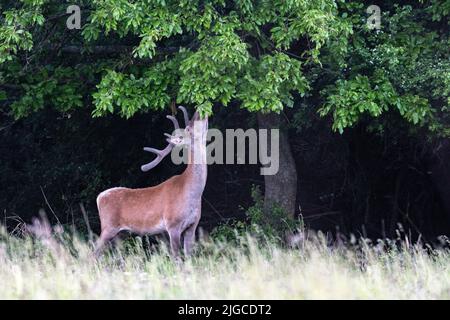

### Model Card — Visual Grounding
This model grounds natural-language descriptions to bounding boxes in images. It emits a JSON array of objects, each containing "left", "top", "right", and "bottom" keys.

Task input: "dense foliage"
[{"left": 3, "top": 226, "right": 450, "bottom": 299}]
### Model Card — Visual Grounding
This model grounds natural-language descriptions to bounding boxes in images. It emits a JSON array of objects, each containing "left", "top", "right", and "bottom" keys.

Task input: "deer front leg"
[
  {"left": 183, "top": 222, "right": 198, "bottom": 256},
  {"left": 168, "top": 227, "right": 182, "bottom": 258}
]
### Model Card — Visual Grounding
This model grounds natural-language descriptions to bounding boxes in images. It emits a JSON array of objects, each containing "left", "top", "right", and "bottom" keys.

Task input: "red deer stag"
[{"left": 94, "top": 106, "right": 208, "bottom": 257}]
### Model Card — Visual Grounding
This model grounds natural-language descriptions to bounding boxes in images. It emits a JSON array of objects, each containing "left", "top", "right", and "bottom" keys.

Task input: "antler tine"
[
  {"left": 143, "top": 147, "right": 163, "bottom": 154},
  {"left": 141, "top": 144, "right": 173, "bottom": 172},
  {"left": 166, "top": 115, "right": 179, "bottom": 130},
  {"left": 141, "top": 110, "right": 182, "bottom": 172},
  {"left": 178, "top": 106, "right": 190, "bottom": 127}
]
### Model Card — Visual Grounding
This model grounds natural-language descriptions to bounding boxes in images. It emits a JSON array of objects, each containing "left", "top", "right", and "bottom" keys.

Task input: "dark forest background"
[
  {"left": 1, "top": 0, "right": 449, "bottom": 241},
  {"left": 2, "top": 100, "right": 449, "bottom": 239}
]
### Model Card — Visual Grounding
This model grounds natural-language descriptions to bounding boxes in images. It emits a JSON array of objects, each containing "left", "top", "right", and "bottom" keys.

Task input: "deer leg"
[
  {"left": 94, "top": 228, "right": 119, "bottom": 257},
  {"left": 168, "top": 227, "right": 182, "bottom": 258},
  {"left": 183, "top": 222, "right": 198, "bottom": 256}
]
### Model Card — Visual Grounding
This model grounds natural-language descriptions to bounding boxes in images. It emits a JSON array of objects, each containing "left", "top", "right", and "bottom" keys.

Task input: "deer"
[{"left": 94, "top": 106, "right": 208, "bottom": 258}]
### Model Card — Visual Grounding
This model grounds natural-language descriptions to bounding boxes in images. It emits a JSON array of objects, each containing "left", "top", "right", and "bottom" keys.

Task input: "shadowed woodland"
[{"left": 1, "top": 0, "right": 449, "bottom": 242}]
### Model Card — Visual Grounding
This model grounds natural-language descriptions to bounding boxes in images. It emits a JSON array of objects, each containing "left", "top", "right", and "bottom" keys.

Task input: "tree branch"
[{"left": 55, "top": 45, "right": 181, "bottom": 55}]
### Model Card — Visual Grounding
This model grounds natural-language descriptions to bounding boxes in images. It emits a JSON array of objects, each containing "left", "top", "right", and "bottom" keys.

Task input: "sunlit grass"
[{"left": 1, "top": 223, "right": 450, "bottom": 299}]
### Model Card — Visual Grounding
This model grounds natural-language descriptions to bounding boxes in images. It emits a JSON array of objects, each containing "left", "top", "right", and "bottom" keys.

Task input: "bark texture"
[
  {"left": 257, "top": 112, "right": 297, "bottom": 217},
  {"left": 427, "top": 139, "right": 450, "bottom": 216}
]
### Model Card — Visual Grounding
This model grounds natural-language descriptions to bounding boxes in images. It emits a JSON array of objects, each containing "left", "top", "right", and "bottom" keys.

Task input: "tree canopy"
[{"left": 1, "top": 1, "right": 448, "bottom": 132}]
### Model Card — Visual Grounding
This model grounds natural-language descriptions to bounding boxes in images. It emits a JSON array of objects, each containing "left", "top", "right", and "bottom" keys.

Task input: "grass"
[{"left": 1, "top": 223, "right": 450, "bottom": 299}]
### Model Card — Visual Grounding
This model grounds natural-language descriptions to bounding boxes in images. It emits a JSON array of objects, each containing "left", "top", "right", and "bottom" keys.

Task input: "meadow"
[{"left": 1, "top": 223, "right": 450, "bottom": 300}]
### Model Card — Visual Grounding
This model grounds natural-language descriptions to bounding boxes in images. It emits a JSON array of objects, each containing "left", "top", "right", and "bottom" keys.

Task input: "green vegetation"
[
  {"left": 1, "top": 224, "right": 450, "bottom": 299},
  {"left": 2, "top": 1, "right": 447, "bottom": 129},
  {"left": 211, "top": 185, "right": 303, "bottom": 242}
]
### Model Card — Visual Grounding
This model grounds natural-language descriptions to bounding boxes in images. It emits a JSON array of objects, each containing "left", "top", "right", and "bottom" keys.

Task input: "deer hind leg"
[
  {"left": 183, "top": 222, "right": 198, "bottom": 256},
  {"left": 94, "top": 227, "right": 119, "bottom": 257}
]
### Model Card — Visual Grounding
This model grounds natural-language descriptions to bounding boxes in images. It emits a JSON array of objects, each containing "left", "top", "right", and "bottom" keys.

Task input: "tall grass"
[{"left": 1, "top": 224, "right": 450, "bottom": 299}]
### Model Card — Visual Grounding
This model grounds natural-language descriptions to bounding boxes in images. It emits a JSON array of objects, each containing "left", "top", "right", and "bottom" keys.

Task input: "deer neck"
[{"left": 183, "top": 140, "right": 207, "bottom": 193}]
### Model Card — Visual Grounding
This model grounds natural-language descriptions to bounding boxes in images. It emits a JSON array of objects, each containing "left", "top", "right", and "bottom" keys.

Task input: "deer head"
[{"left": 141, "top": 106, "right": 208, "bottom": 171}]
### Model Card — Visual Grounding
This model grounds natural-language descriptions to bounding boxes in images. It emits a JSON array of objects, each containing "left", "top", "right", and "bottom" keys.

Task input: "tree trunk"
[
  {"left": 427, "top": 138, "right": 450, "bottom": 216},
  {"left": 257, "top": 112, "right": 297, "bottom": 217}
]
